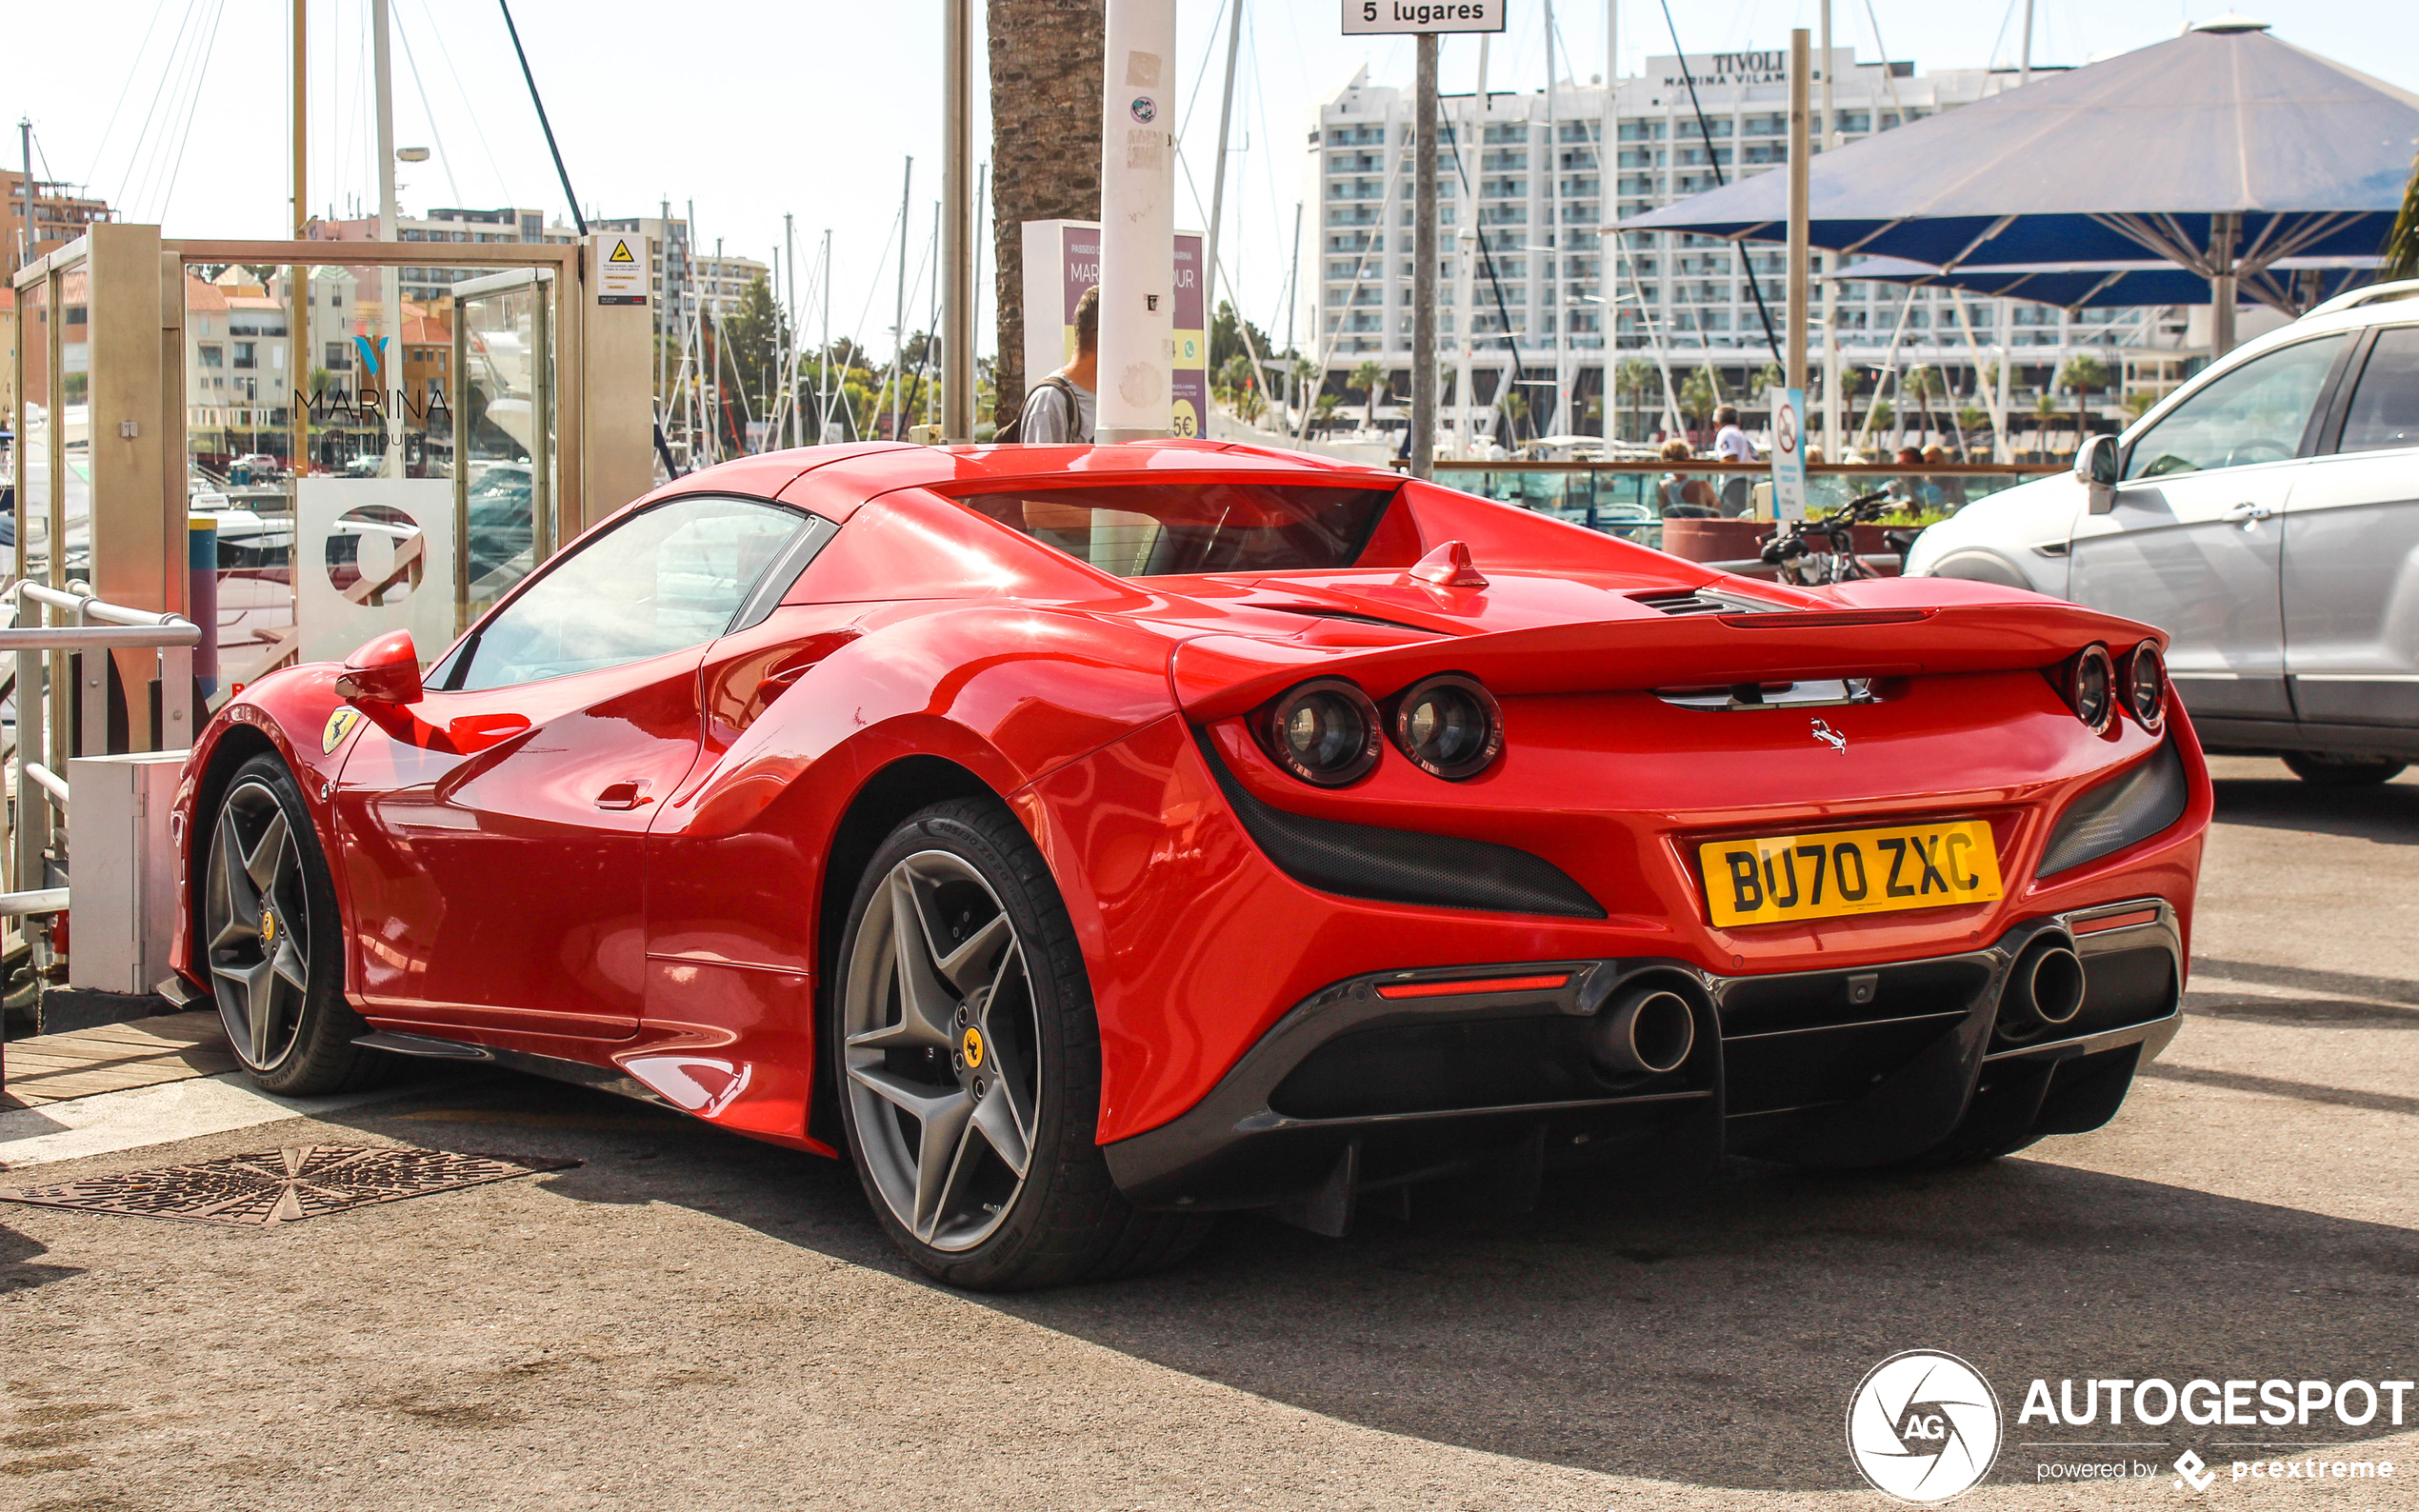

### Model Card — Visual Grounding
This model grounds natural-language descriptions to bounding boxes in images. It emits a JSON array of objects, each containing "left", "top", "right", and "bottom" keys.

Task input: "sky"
[{"left": 12, "top": 0, "right": 2418, "bottom": 364}]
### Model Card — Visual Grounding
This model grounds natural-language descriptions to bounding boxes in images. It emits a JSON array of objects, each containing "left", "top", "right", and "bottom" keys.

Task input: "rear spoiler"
[{"left": 1171, "top": 577, "right": 2162, "bottom": 720}]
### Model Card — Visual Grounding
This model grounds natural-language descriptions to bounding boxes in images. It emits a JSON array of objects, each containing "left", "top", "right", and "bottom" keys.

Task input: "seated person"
[
  {"left": 1659, "top": 439, "right": 1721, "bottom": 516},
  {"left": 1922, "top": 444, "right": 1968, "bottom": 508}
]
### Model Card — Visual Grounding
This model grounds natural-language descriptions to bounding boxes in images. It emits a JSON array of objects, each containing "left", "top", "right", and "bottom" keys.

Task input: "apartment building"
[
  {"left": 310, "top": 207, "right": 578, "bottom": 303},
  {"left": 1306, "top": 46, "right": 2196, "bottom": 444},
  {"left": 4, "top": 170, "right": 116, "bottom": 276}
]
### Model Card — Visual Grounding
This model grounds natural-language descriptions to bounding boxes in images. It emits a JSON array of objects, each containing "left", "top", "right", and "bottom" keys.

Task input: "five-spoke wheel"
[
  {"left": 202, "top": 755, "right": 380, "bottom": 1094},
  {"left": 842, "top": 847, "right": 1041, "bottom": 1252},
  {"left": 208, "top": 776, "right": 314, "bottom": 1068},
  {"left": 830, "top": 799, "right": 1210, "bottom": 1289}
]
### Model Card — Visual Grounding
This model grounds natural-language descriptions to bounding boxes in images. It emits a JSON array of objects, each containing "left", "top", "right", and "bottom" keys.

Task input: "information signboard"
[
  {"left": 1018, "top": 220, "right": 1206, "bottom": 439},
  {"left": 1341, "top": 0, "right": 1505, "bottom": 35}
]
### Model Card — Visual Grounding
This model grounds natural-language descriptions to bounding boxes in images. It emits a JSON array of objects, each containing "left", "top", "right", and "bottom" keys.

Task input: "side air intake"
[{"left": 2038, "top": 740, "right": 2189, "bottom": 877}]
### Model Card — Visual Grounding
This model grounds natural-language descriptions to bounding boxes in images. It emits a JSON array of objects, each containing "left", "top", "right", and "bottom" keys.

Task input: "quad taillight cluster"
[
  {"left": 1255, "top": 673, "right": 1505, "bottom": 786},
  {"left": 2056, "top": 642, "right": 2167, "bottom": 735}
]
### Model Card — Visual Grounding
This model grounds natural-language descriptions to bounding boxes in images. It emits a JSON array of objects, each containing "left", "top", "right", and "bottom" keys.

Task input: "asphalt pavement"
[{"left": 3, "top": 756, "right": 2415, "bottom": 1511}]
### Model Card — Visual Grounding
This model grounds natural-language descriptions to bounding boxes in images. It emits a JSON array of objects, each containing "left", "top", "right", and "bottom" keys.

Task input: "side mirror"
[
  {"left": 2076, "top": 434, "right": 2120, "bottom": 515},
  {"left": 334, "top": 628, "right": 424, "bottom": 706}
]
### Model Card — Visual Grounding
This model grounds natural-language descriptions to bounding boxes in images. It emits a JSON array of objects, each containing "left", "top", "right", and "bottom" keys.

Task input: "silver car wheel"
[
  {"left": 205, "top": 778, "right": 313, "bottom": 1069},
  {"left": 841, "top": 849, "right": 1041, "bottom": 1253}
]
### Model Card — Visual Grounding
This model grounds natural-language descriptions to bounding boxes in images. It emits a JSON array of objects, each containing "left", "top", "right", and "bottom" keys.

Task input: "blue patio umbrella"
[
  {"left": 1825, "top": 255, "right": 2383, "bottom": 313},
  {"left": 1615, "top": 16, "right": 2419, "bottom": 345}
]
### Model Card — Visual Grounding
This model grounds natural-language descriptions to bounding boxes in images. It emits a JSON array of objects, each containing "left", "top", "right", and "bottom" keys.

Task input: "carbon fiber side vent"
[
  {"left": 1192, "top": 731, "right": 1607, "bottom": 919},
  {"left": 1633, "top": 589, "right": 1786, "bottom": 616},
  {"left": 2037, "top": 740, "right": 2189, "bottom": 877}
]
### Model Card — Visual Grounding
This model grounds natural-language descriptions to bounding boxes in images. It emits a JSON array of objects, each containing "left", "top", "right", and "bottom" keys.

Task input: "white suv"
[{"left": 1905, "top": 281, "right": 2419, "bottom": 786}]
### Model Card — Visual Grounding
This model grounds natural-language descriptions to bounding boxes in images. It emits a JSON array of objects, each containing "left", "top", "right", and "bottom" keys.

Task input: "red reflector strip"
[
  {"left": 2073, "top": 907, "right": 2161, "bottom": 936},
  {"left": 1717, "top": 609, "right": 1930, "bottom": 629},
  {"left": 1374, "top": 973, "right": 1571, "bottom": 1000}
]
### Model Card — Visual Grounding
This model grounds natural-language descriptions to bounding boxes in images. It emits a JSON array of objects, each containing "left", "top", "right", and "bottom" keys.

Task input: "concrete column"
[{"left": 1094, "top": 0, "right": 1175, "bottom": 443}]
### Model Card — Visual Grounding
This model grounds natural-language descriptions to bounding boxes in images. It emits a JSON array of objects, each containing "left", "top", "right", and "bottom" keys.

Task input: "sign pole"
[
  {"left": 1340, "top": 2, "right": 1505, "bottom": 469},
  {"left": 1409, "top": 33, "right": 1438, "bottom": 479},
  {"left": 1096, "top": 0, "right": 1176, "bottom": 442}
]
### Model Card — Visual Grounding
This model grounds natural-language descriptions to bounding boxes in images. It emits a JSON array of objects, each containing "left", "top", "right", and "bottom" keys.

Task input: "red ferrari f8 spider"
[{"left": 170, "top": 441, "right": 2208, "bottom": 1288}]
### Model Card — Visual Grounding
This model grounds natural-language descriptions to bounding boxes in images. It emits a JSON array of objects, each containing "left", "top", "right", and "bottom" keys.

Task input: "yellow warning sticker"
[{"left": 608, "top": 238, "right": 636, "bottom": 264}]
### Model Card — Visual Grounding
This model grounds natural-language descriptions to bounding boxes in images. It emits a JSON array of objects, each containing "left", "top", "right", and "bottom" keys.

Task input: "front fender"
[
  {"left": 1904, "top": 472, "right": 2086, "bottom": 596},
  {"left": 168, "top": 663, "right": 357, "bottom": 988}
]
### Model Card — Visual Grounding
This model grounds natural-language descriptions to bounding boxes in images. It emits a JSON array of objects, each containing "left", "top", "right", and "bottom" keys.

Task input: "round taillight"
[
  {"left": 1390, "top": 673, "right": 1503, "bottom": 780},
  {"left": 2071, "top": 644, "right": 2115, "bottom": 733},
  {"left": 1258, "top": 678, "right": 1383, "bottom": 786},
  {"left": 2128, "top": 642, "right": 2168, "bottom": 731}
]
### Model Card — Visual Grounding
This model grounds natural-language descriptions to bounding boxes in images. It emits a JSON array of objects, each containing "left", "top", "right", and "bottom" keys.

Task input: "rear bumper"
[{"left": 1103, "top": 898, "right": 2182, "bottom": 1220}]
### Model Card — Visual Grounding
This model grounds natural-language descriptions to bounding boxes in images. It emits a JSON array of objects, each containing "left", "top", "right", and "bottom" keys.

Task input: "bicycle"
[{"left": 1757, "top": 490, "right": 1901, "bottom": 586}]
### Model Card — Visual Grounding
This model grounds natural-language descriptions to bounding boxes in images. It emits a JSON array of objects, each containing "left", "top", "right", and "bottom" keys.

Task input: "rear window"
[{"left": 955, "top": 482, "right": 1394, "bottom": 577}]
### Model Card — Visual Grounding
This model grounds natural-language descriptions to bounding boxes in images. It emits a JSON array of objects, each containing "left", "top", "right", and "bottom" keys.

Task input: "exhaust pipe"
[
  {"left": 1591, "top": 981, "right": 1699, "bottom": 1076},
  {"left": 2000, "top": 938, "right": 2087, "bottom": 1038}
]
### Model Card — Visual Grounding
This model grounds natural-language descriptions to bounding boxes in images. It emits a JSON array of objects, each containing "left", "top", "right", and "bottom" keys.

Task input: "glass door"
[{"left": 451, "top": 268, "right": 558, "bottom": 633}]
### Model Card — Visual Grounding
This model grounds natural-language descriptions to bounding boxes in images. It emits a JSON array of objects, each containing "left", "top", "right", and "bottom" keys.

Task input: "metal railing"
[
  {"left": 4, "top": 582, "right": 202, "bottom": 917},
  {"left": 1431, "top": 460, "right": 2064, "bottom": 557}
]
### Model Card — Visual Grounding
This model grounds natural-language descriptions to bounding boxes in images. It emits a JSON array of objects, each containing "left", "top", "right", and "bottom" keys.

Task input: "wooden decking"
[{"left": 0, "top": 1011, "right": 238, "bottom": 1108}]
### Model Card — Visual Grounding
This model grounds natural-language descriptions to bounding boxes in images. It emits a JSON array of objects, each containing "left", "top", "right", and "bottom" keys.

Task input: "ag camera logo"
[{"left": 1847, "top": 1351, "right": 2004, "bottom": 1503}]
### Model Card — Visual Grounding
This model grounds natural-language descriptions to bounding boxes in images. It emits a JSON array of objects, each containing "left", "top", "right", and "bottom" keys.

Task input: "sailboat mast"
[
  {"left": 821, "top": 228, "right": 834, "bottom": 442},
  {"left": 372, "top": 0, "right": 403, "bottom": 477},
  {"left": 891, "top": 157, "right": 914, "bottom": 440},
  {"left": 1205, "top": 0, "right": 1245, "bottom": 319},
  {"left": 785, "top": 213, "right": 798, "bottom": 448}
]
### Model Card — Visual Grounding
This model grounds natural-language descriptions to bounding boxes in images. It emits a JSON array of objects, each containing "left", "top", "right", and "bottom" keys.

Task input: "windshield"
[{"left": 954, "top": 482, "right": 1394, "bottom": 577}]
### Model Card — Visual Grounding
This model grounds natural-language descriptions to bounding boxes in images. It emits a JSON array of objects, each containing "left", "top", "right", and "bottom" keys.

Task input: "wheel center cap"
[
  {"left": 262, "top": 909, "right": 277, "bottom": 945},
  {"left": 961, "top": 1026, "right": 985, "bottom": 1070}
]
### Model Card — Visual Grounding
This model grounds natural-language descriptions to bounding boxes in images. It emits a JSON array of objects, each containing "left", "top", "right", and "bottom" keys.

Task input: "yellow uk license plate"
[{"left": 1697, "top": 820, "right": 2005, "bottom": 927}]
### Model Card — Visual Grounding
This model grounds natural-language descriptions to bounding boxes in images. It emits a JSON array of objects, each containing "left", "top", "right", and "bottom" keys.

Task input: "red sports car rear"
[{"left": 169, "top": 441, "right": 2206, "bottom": 1288}]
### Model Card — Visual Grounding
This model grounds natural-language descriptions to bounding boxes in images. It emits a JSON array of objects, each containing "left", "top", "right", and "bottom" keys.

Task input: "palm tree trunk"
[{"left": 989, "top": 0, "right": 1107, "bottom": 429}]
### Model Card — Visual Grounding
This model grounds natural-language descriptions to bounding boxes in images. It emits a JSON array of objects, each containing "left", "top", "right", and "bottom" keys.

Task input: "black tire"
[
  {"left": 2281, "top": 752, "right": 2407, "bottom": 787},
  {"left": 202, "top": 754, "right": 384, "bottom": 1095},
  {"left": 829, "top": 797, "right": 1210, "bottom": 1290}
]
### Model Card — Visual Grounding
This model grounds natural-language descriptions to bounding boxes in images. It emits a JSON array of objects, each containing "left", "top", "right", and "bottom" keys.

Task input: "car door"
[
  {"left": 2281, "top": 323, "right": 2419, "bottom": 734},
  {"left": 2067, "top": 333, "right": 2352, "bottom": 725},
  {"left": 331, "top": 492, "right": 816, "bottom": 1041}
]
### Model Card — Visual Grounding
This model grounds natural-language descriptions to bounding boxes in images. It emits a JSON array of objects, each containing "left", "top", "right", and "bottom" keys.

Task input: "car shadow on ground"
[
  {"left": 2207, "top": 766, "right": 2419, "bottom": 845},
  {"left": 322, "top": 1072, "right": 2419, "bottom": 1493}
]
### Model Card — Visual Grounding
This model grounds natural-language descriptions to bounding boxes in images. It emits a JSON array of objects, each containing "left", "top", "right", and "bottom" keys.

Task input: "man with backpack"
[{"left": 1007, "top": 285, "right": 1099, "bottom": 444}]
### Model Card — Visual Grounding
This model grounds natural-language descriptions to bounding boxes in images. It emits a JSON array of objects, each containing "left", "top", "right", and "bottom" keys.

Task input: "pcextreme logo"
[{"left": 1847, "top": 1351, "right": 2003, "bottom": 1504}]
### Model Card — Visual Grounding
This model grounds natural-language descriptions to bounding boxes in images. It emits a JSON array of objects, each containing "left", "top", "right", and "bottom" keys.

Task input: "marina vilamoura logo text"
[{"left": 1847, "top": 1351, "right": 2004, "bottom": 1503}]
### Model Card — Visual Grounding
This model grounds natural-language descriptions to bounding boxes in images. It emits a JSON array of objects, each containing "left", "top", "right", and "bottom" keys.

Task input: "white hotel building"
[{"left": 1303, "top": 46, "right": 2207, "bottom": 448}]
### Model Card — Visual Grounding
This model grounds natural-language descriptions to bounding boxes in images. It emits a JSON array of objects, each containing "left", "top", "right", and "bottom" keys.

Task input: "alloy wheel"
[
  {"left": 841, "top": 849, "right": 1042, "bottom": 1252},
  {"left": 206, "top": 779, "right": 313, "bottom": 1069}
]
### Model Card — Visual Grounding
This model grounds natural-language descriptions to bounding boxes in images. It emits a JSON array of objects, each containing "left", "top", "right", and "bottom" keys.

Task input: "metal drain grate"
[{"left": 0, "top": 1144, "right": 578, "bottom": 1227}]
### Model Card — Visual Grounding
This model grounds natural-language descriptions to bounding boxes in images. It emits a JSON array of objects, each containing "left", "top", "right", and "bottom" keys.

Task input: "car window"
[
  {"left": 446, "top": 494, "right": 809, "bottom": 691},
  {"left": 953, "top": 482, "right": 1396, "bottom": 577},
  {"left": 2335, "top": 327, "right": 2419, "bottom": 454},
  {"left": 2123, "top": 334, "right": 2349, "bottom": 480}
]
